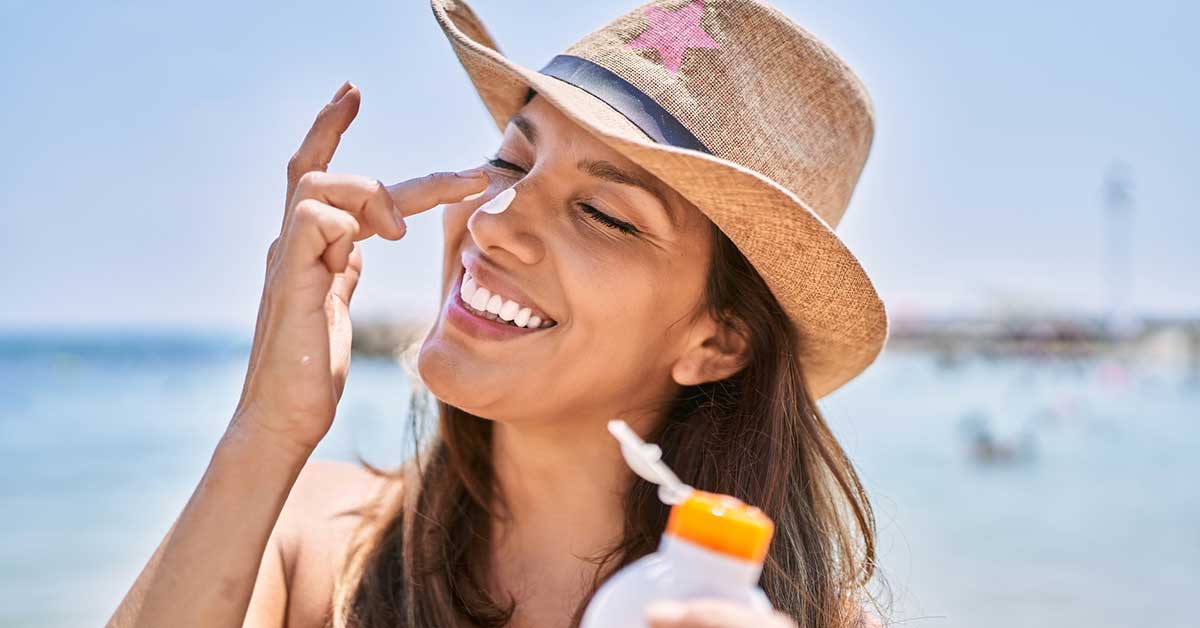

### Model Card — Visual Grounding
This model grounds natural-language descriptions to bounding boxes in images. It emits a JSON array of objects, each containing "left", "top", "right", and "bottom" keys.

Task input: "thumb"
[{"left": 331, "top": 242, "right": 363, "bottom": 307}]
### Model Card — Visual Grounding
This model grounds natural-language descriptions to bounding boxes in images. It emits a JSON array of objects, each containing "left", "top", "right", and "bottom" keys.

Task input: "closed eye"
[
  {"left": 579, "top": 203, "right": 638, "bottom": 235},
  {"left": 486, "top": 156, "right": 524, "bottom": 174},
  {"left": 483, "top": 156, "right": 640, "bottom": 236}
]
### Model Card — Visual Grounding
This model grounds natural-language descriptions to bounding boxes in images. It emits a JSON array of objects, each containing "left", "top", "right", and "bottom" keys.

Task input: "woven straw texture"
[{"left": 431, "top": 0, "right": 888, "bottom": 399}]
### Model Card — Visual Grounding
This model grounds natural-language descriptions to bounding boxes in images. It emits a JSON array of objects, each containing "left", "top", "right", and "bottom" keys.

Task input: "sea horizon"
[{"left": 2, "top": 327, "right": 1196, "bottom": 627}]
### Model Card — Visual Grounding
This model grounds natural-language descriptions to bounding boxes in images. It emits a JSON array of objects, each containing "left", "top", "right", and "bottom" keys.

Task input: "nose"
[{"left": 466, "top": 181, "right": 545, "bottom": 265}]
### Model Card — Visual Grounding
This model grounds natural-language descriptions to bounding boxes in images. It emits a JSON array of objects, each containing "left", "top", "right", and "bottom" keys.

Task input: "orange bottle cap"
[{"left": 665, "top": 490, "right": 775, "bottom": 563}]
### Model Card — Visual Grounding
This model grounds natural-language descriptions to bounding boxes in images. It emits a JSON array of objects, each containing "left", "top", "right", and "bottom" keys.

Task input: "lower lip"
[{"left": 445, "top": 270, "right": 554, "bottom": 342}]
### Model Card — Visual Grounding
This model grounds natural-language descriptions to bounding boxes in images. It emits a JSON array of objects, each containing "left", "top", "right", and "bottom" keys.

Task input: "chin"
[{"left": 415, "top": 332, "right": 502, "bottom": 420}]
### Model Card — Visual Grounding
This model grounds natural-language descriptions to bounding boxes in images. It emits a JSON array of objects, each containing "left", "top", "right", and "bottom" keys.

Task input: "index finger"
[{"left": 385, "top": 169, "right": 490, "bottom": 218}]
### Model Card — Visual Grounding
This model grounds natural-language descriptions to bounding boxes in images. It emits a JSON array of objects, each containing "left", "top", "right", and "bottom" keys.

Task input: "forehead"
[{"left": 514, "top": 96, "right": 631, "bottom": 157}]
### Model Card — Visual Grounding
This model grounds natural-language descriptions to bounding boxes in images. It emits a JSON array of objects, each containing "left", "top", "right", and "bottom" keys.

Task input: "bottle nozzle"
[{"left": 607, "top": 419, "right": 692, "bottom": 505}]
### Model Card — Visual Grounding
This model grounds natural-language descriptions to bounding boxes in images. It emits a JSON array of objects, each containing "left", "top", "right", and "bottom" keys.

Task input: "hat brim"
[{"left": 431, "top": 0, "right": 888, "bottom": 399}]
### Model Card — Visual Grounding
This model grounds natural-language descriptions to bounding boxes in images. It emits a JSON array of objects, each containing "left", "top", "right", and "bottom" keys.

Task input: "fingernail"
[
  {"left": 454, "top": 168, "right": 488, "bottom": 179},
  {"left": 646, "top": 601, "right": 687, "bottom": 622},
  {"left": 455, "top": 169, "right": 490, "bottom": 201},
  {"left": 332, "top": 81, "right": 354, "bottom": 104}
]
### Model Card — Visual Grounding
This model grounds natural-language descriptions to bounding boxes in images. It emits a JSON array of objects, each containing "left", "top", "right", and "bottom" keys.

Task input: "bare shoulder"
[
  {"left": 284, "top": 458, "right": 395, "bottom": 522},
  {"left": 278, "top": 457, "right": 401, "bottom": 555},
  {"left": 275, "top": 459, "right": 402, "bottom": 627}
]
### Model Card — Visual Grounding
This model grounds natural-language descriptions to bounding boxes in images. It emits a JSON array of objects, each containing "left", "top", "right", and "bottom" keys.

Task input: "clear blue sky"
[{"left": 2, "top": 0, "right": 1196, "bottom": 330}]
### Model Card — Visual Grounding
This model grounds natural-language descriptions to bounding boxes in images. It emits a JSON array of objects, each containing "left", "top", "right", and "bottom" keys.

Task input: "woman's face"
[{"left": 418, "top": 95, "right": 717, "bottom": 426}]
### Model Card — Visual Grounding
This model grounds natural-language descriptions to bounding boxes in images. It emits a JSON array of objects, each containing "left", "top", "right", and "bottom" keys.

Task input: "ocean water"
[{"left": 1, "top": 329, "right": 1196, "bottom": 627}]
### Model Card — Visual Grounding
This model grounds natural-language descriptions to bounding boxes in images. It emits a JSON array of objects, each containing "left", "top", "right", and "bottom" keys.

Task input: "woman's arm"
[
  {"left": 106, "top": 415, "right": 310, "bottom": 628},
  {"left": 105, "top": 80, "right": 484, "bottom": 628}
]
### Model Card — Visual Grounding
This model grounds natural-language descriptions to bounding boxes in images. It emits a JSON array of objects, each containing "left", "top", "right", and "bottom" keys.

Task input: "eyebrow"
[
  {"left": 577, "top": 158, "right": 674, "bottom": 224},
  {"left": 511, "top": 113, "right": 540, "bottom": 148},
  {"left": 509, "top": 113, "right": 677, "bottom": 230}
]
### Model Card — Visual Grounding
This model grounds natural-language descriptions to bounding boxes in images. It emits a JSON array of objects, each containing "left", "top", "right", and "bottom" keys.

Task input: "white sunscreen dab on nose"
[{"left": 478, "top": 186, "right": 516, "bottom": 214}]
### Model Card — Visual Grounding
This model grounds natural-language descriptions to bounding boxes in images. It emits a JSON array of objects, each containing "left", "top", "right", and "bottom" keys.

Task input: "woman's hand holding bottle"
[
  {"left": 645, "top": 599, "right": 797, "bottom": 628},
  {"left": 232, "top": 80, "right": 488, "bottom": 455}
]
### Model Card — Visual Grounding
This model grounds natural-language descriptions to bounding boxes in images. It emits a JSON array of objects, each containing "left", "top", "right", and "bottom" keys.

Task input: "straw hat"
[{"left": 430, "top": 0, "right": 888, "bottom": 399}]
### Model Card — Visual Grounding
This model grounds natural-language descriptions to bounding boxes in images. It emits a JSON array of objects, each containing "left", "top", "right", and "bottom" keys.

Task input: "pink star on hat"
[{"left": 625, "top": 0, "right": 719, "bottom": 74}]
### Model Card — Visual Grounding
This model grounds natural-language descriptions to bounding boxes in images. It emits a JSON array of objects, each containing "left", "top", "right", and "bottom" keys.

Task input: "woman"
[{"left": 109, "top": 0, "right": 888, "bottom": 627}]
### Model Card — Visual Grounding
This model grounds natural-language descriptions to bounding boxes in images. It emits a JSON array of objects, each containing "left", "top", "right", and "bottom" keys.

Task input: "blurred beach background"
[{"left": 2, "top": 1, "right": 1197, "bottom": 627}]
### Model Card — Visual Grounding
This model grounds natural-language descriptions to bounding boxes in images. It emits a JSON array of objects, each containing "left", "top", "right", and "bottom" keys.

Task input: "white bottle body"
[{"left": 579, "top": 534, "right": 772, "bottom": 628}]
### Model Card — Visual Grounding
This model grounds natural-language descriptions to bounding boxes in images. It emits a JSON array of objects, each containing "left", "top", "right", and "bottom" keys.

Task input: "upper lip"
[{"left": 460, "top": 251, "right": 557, "bottom": 323}]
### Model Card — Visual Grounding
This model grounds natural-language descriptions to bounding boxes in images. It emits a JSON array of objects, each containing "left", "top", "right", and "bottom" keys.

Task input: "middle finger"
[{"left": 290, "top": 171, "right": 405, "bottom": 241}]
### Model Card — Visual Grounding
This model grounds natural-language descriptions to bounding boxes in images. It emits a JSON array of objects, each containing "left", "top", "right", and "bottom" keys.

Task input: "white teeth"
[
  {"left": 485, "top": 293, "right": 504, "bottom": 314},
  {"left": 461, "top": 267, "right": 556, "bottom": 328},
  {"left": 469, "top": 286, "right": 491, "bottom": 311},
  {"left": 460, "top": 276, "right": 477, "bottom": 302},
  {"left": 499, "top": 299, "right": 520, "bottom": 321}
]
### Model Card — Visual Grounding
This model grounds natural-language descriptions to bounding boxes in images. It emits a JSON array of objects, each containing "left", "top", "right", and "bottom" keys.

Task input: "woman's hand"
[
  {"left": 232, "top": 80, "right": 489, "bottom": 453},
  {"left": 646, "top": 599, "right": 797, "bottom": 628}
]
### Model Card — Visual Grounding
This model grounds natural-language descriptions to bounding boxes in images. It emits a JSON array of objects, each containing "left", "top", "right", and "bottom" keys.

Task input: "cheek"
[
  {"left": 562, "top": 251, "right": 708, "bottom": 373},
  {"left": 442, "top": 201, "right": 473, "bottom": 238},
  {"left": 438, "top": 203, "right": 473, "bottom": 295},
  {"left": 564, "top": 256, "right": 661, "bottom": 343}
]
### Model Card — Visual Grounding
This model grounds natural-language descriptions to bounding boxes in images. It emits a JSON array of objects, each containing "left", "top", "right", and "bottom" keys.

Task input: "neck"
[
  {"left": 490, "top": 415, "right": 630, "bottom": 555},
  {"left": 485, "top": 411, "right": 657, "bottom": 624}
]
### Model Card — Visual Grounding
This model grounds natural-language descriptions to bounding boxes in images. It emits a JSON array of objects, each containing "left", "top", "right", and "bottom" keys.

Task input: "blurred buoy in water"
[
  {"left": 1095, "top": 360, "right": 1132, "bottom": 392},
  {"left": 958, "top": 409, "right": 1037, "bottom": 466}
]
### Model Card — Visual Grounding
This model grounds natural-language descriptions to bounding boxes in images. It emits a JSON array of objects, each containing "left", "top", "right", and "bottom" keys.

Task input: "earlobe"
[{"left": 670, "top": 354, "right": 701, "bottom": 387}]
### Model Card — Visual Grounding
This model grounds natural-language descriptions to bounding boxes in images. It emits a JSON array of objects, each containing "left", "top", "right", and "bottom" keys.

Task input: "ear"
[{"left": 671, "top": 312, "right": 751, "bottom": 387}]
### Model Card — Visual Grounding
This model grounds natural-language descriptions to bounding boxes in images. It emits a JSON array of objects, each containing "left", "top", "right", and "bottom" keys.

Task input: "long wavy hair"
[{"left": 329, "top": 90, "right": 881, "bottom": 628}]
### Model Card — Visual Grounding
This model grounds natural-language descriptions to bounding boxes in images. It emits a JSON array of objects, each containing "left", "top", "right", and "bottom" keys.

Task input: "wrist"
[{"left": 225, "top": 408, "right": 317, "bottom": 468}]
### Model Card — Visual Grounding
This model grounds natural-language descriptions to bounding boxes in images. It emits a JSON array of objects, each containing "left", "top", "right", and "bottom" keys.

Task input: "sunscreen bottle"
[{"left": 579, "top": 420, "right": 776, "bottom": 628}]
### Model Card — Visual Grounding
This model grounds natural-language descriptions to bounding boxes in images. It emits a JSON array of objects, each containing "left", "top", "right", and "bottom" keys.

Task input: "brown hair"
[{"left": 330, "top": 91, "right": 880, "bottom": 628}]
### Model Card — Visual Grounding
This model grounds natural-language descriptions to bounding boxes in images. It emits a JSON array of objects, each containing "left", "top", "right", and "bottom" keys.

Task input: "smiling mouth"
[{"left": 457, "top": 266, "right": 558, "bottom": 330}]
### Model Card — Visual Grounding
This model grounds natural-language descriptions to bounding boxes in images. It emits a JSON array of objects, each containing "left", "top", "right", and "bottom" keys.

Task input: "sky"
[{"left": 2, "top": 0, "right": 1196, "bottom": 331}]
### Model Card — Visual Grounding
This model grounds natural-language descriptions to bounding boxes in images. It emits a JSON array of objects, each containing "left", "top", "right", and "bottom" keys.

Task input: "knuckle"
[
  {"left": 296, "top": 170, "right": 322, "bottom": 192},
  {"left": 293, "top": 198, "right": 321, "bottom": 224},
  {"left": 286, "top": 154, "right": 306, "bottom": 179},
  {"left": 370, "top": 177, "right": 395, "bottom": 206},
  {"left": 287, "top": 155, "right": 325, "bottom": 184},
  {"left": 316, "top": 101, "right": 338, "bottom": 120},
  {"left": 341, "top": 214, "right": 361, "bottom": 238}
]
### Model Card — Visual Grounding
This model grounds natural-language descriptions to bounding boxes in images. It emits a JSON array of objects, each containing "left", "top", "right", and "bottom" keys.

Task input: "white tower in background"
[{"left": 1102, "top": 162, "right": 1137, "bottom": 336}]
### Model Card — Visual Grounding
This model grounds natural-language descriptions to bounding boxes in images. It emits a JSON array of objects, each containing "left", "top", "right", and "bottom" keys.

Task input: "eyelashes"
[
  {"left": 483, "top": 156, "right": 640, "bottom": 236},
  {"left": 579, "top": 204, "right": 637, "bottom": 234},
  {"left": 486, "top": 156, "right": 524, "bottom": 174}
]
